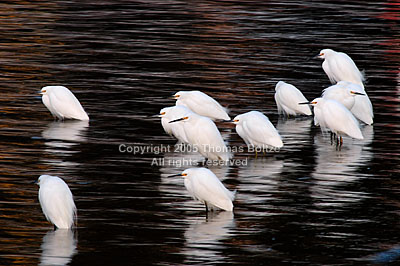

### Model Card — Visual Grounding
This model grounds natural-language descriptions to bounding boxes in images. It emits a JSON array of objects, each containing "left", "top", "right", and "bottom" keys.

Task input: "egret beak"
[
  {"left": 314, "top": 54, "right": 321, "bottom": 59},
  {"left": 168, "top": 174, "right": 182, "bottom": 177},
  {"left": 351, "top": 91, "right": 365, "bottom": 96},
  {"left": 38, "top": 91, "right": 44, "bottom": 95},
  {"left": 298, "top": 102, "right": 311, "bottom": 105},
  {"left": 154, "top": 111, "right": 166, "bottom": 118},
  {"left": 169, "top": 117, "right": 187, "bottom": 123}
]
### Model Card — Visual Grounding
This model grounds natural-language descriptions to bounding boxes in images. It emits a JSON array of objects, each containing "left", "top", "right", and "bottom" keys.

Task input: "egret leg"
[
  {"left": 335, "top": 135, "right": 342, "bottom": 151},
  {"left": 205, "top": 202, "right": 209, "bottom": 212},
  {"left": 255, "top": 150, "right": 258, "bottom": 159},
  {"left": 54, "top": 225, "right": 57, "bottom": 231}
]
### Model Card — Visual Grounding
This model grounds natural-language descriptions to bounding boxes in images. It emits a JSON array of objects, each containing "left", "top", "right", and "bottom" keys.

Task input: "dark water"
[{"left": 0, "top": 1, "right": 399, "bottom": 265}]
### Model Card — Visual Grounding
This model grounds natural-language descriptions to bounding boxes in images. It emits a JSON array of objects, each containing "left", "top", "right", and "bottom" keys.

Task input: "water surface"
[{"left": 0, "top": 1, "right": 399, "bottom": 265}]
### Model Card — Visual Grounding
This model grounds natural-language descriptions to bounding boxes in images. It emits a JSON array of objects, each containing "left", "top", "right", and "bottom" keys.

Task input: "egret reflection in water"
[
  {"left": 236, "top": 158, "right": 284, "bottom": 215},
  {"left": 40, "top": 120, "right": 89, "bottom": 167},
  {"left": 310, "top": 126, "right": 374, "bottom": 209},
  {"left": 182, "top": 211, "right": 235, "bottom": 264},
  {"left": 39, "top": 229, "right": 77, "bottom": 266},
  {"left": 276, "top": 118, "right": 313, "bottom": 147},
  {"left": 42, "top": 120, "right": 89, "bottom": 147}
]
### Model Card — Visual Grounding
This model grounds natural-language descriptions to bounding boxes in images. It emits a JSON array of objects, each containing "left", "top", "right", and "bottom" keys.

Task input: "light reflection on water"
[
  {"left": 0, "top": 0, "right": 399, "bottom": 265},
  {"left": 182, "top": 212, "right": 235, "bottom": 265},
  {"left": 39, "top": 230, "right": 77, "bottom": 266}
]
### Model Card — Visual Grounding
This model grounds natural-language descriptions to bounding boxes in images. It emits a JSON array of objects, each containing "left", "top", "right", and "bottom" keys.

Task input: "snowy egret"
[
  {"left": 173, "top": 91, "right": 230, "bottom": 121},
  {"left": 305, "top": 98, "right": 363, "bottom": 145},
  {"left": 159, "top": 105, "right": 192, "bottom": 144},
  {"left": 40, "top": 86, "right": 89, "bottom": 121},
  {"left": 317, "top": 49, "right": 373, "bottom": 125},
  {"left": 322, "top": 81, "right": 365, "bottom": 110},
  {"left": 317, "top": 49, "right": 364, "bottom": 86},
  {"left": 169, "top": 168, "right": 235, "bottom": 212},
  {"left": 37, "top": 175, "right": 77, "bottom": 229},
  {"left": 169, "top": 113, "right": 231, "bottom": 161},
  {"left": 274, "top": 81, "right": 312, "bottom": 116},
  {"left": 232, "top": 111, "right": 283, "bottom": 151}
]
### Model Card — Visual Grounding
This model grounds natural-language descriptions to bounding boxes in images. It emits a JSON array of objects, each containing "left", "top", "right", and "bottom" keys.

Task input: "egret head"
[
  {"left": 36, "top": 175, "right": 51, "bottom": 186},
  {"left": 309, "top": 97, "right": 324, "bottom": 106},
  {"left": 231, "top": 115, "right": 241, "bottom": 125},
  {"left": 173, "top": 91, "right": 187, "bottom": 99},
  {"left": 158, "top": 107, "right": 170, "bottom": 118},
  {"left": 317, "top": 49, "right": 333, "bottom": 59},
  {"left": 275, "top": 81, "right": 286, "bottom": 91},
  {"left": 232, "top": 113, "right": 246, "bottom": 125},
  {"left": 40, "top": 87, "right": 49, "bottom": 95},
  {"left": 173, "top": 91, "right": 195, "bottom": 100}
]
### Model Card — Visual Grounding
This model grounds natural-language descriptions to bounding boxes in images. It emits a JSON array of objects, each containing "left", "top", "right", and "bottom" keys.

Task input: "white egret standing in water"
[
  {"left": 274, "top": 81, "right": 312, "bottom": 116},
  {"left": 37, "top": 175, "right": 77, "bottom": 229},
  {"left": 173, "top": 90, "right": 230, "bottom": 121},
  {"left": 169, "top": 112, "right": 231, "bottom": 161},
  {"left": 40, "top": 86, "right": 89, "bottom": 121},
  {"left": 232, "top": 111, "right": 283, "bottom": 151},
  {"left": 158, "top": 105, "right": 192, "bottom": 144},
  {"left": 317, "top": 49, "right": 373, "bottom": 125},
  {"left": 304, "top": 98, "right": 364, "bottom": 146},
  {"left": 170, "top": 168, "right": 235, "bottom": 212}
]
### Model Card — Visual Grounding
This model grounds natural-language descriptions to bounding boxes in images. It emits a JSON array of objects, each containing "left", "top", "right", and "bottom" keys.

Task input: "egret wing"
[
  {"left": 49, "top": 88, "right": 88, "bottom": 120},
  {"left": 323, "top": 101, "right": 363, "bottom": 139},
  {"left": 178, "top": 92, "right": 229, "bottom": 120},
  {"left": 39, "top": 179, "right": 76, "bottom": 228},
  {"left": 187, "top": 173, "right": 233, "bottom": 211},
  {"left": 186, "top": 117, "right": 229, "bottom": 160},
  {"left": 351, "top": 95, "right": 374, "bottom": 125},
  {"left": 324, "top": 53, "right": 364, "bottom": 86},
  {"left": 241, "top": 114, "right": 283, "bottom": 147},
  {"left": 275, "top": 85, "right": 311, "bottom": 115}
]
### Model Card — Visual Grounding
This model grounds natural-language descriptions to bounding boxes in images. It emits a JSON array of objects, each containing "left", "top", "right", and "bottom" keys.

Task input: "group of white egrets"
[{"left": 36, "top": 48, "right": 374, "bottom": 229}]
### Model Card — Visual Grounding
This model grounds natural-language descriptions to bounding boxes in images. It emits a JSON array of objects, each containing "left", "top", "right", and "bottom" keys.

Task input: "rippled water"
[{"left": 0, "top": 1, "right": 399, "bottom": 265}]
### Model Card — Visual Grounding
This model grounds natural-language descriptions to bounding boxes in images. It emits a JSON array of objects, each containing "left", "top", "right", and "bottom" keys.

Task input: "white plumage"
[
  {"left": 173, "top": 90, "right": 230, "bottom": 121},
  {"left": 233, "top": 111, "right": 283, "bottom": 149},
  {"left": 169, "top": 112, "right": 231, "bottom": 161},
  {"left": 322, "top": 81, "right": 365, "bottom": 110},
  {"left": 40, "top": 86, "right": 89, "bottom": 121},
  {"left": 181, "top": 168, "right": 235, "bottom": 211},
  {"left": 317, "top": 49, "right": 373, "bottom": 125},
  {"left": 159, "top": 105, "right": 192, "bottom": 144},
  {"left": 37, "top": 175, "right": 77, "bottom": 229},
  {"left": 274, "top": 81, "right": 312, "bottom": 116},
  {"left": 310, "top": 98, "right": 364, "bottom": 141},
  {"left": 318, "top": 49, "right": 364, "bottom": 86}
]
